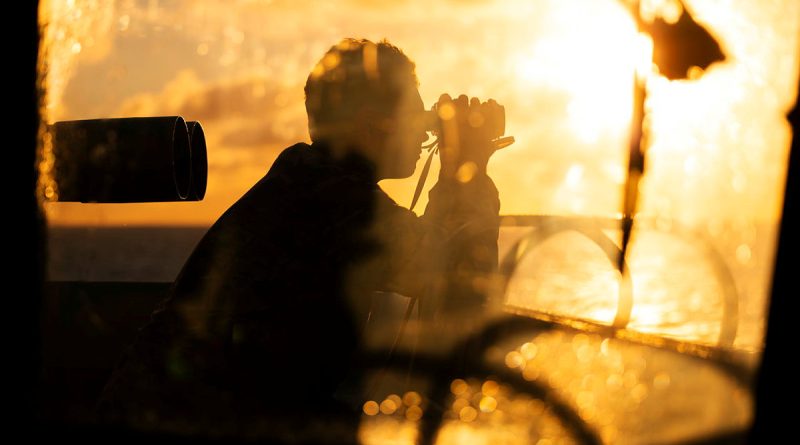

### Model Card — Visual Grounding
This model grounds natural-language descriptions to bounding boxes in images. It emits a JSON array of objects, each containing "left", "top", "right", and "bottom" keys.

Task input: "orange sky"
[{"left": 40, "top": 0, "right": 799, "bottom": 227}]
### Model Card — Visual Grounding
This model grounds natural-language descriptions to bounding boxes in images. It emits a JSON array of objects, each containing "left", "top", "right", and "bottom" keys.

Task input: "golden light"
[
  {"left": 510, "top": 2, "right": 649, "bottom": 145},
  {"left": 450, "top": 379, "right": 468, "bottom": 396},
  {"left": 402, "top": 391, "right": 422, "bottom": 407},
  {"left": 459, "top": 406, "right": 478, "bottom": 422},
  {"left": 479, "top": 396, "right": 498, "bottom": 413},
  {"left": 481, "top": 380, "right": 500, "bottom": 396},
  {"left": 39, "top": 0, "right": 800, "bottom": 443},
  {"left": 405, "top": 405, "right": 423, "bottom": 422},
  {"left": 379, "top": 398, "right": 398, "bottom": 415},
  {"left": 363, "top": 400, "right": 379, "bottom": 416}
]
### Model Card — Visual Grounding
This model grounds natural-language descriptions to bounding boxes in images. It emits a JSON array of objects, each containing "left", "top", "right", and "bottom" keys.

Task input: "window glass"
[{"left": 38, "top": 1, "right": 799, "bottom": 443}]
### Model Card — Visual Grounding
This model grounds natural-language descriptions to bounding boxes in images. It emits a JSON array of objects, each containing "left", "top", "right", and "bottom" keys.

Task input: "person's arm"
[
  {"left": 423, "top": 94, "right": 503, "bottom": 316},
  {"left": 419, "top": 172, "right": 500, "bottom": 316},
  {"left": 374, "top": 94, "right": 503, "bottom": 318}
]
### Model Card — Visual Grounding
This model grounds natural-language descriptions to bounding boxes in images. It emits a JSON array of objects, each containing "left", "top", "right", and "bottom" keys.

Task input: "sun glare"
[{"left": 511, "top": 2, "right": 645, "bottom": 144}]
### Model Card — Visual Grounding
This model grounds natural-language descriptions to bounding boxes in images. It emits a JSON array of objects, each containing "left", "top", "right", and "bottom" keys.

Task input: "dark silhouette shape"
[
  {"left": 618, "top": 0, "right": 727, "bottom": 280},
  {"left": 641, "top": 8, "right": 725, "bottom": 80},
  {"left": 51, "top": 117, "right": 202, "bottom": 202},
  {"left": 623, "top": 0, "right": 727, "bottom": 80},
  {"left": 96, "top": 38, "right": 503, "bottom": 442}
]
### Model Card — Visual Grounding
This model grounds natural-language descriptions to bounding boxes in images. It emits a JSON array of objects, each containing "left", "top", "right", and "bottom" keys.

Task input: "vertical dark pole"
[
  {"left": 619, "top": 75, "right": 646, "bottom": 273},
  {"left": 16, "top": 0, "right": 43, "bottom": 433},
  {"left": 748, "top": 75, "right": 799, "bottom": 442},
  {"left": 616, "top": 0, "right": 647, "bottom": 328},
  {"left": 31, "top": 0, "right": 44, "bottom": 429}
]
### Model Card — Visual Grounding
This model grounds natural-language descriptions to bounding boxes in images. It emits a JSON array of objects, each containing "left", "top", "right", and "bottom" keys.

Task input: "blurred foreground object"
[
  {"left": 639, "top": 2, "right": 726, "bottom": 80},
  {"left": 618, "top": 0, "right": 726, "bottom": 277},
  {"left": 50, "top": 116, "right": 207, "bottom": 203}
]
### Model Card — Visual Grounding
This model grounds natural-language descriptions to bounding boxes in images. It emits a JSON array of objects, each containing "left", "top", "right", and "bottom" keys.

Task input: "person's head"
[{"left": 304, "top": 38, "right": 428, "bottom": 179}]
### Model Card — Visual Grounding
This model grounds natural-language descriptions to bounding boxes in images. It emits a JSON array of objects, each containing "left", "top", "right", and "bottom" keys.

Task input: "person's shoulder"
[
  {"left": 275, "top": 142, "right": 314, "bottom": 163},
  {"left": 210, "top": 143, "right": 312, "bottom": 220},
  {"left": 263, "top": 142, "right": 313, "bottom": 176}
]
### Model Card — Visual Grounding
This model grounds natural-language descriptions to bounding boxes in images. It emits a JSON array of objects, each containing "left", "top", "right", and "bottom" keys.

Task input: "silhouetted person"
[{"left": 97, "top": 38, "right": 503, "bottom": 442}]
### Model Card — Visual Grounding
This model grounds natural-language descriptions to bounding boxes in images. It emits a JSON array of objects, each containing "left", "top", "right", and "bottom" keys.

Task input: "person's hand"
[{"left": 434, "top": 94, "right": 503, "bottom": 181}]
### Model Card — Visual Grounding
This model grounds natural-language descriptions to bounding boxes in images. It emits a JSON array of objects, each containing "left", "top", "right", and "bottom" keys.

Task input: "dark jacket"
[{"left": 97, "top": 141, "right": 500, "bottom": 434}]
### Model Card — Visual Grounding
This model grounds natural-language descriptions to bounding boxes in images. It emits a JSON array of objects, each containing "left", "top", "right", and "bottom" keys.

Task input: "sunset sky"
[{"left": 40, "top": 0, "right": 799, "bottom": 227}]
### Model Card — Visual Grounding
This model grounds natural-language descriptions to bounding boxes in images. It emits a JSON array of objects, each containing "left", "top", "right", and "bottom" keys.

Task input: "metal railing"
[
  {"left": 498, "top": 215, "right": 740, "bottom": 348},
  {"left": 360, "top": 213, "right": 753, "bottom": 445}
]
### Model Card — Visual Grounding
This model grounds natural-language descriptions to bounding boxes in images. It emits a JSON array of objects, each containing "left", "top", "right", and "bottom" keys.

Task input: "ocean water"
[{"left": 47, "top": 225, "right": 208, "bottom": 283}]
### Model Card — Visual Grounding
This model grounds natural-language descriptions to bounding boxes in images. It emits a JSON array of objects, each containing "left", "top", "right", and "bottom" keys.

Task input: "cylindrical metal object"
[
  {"left": 51, "top": 116, "right": 191, "bottom": 202},
  {"left": 186, "top": 121, "right": 207, "bottom": 201}
]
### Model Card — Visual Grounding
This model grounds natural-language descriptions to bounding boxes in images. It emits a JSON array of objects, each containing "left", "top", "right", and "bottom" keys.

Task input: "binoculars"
[
  {"left": 50, "top": 116, "right": 207, "bottom": 203},
  {"left": 422, "top": 99, "right": 514, "bottom": 149}
]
